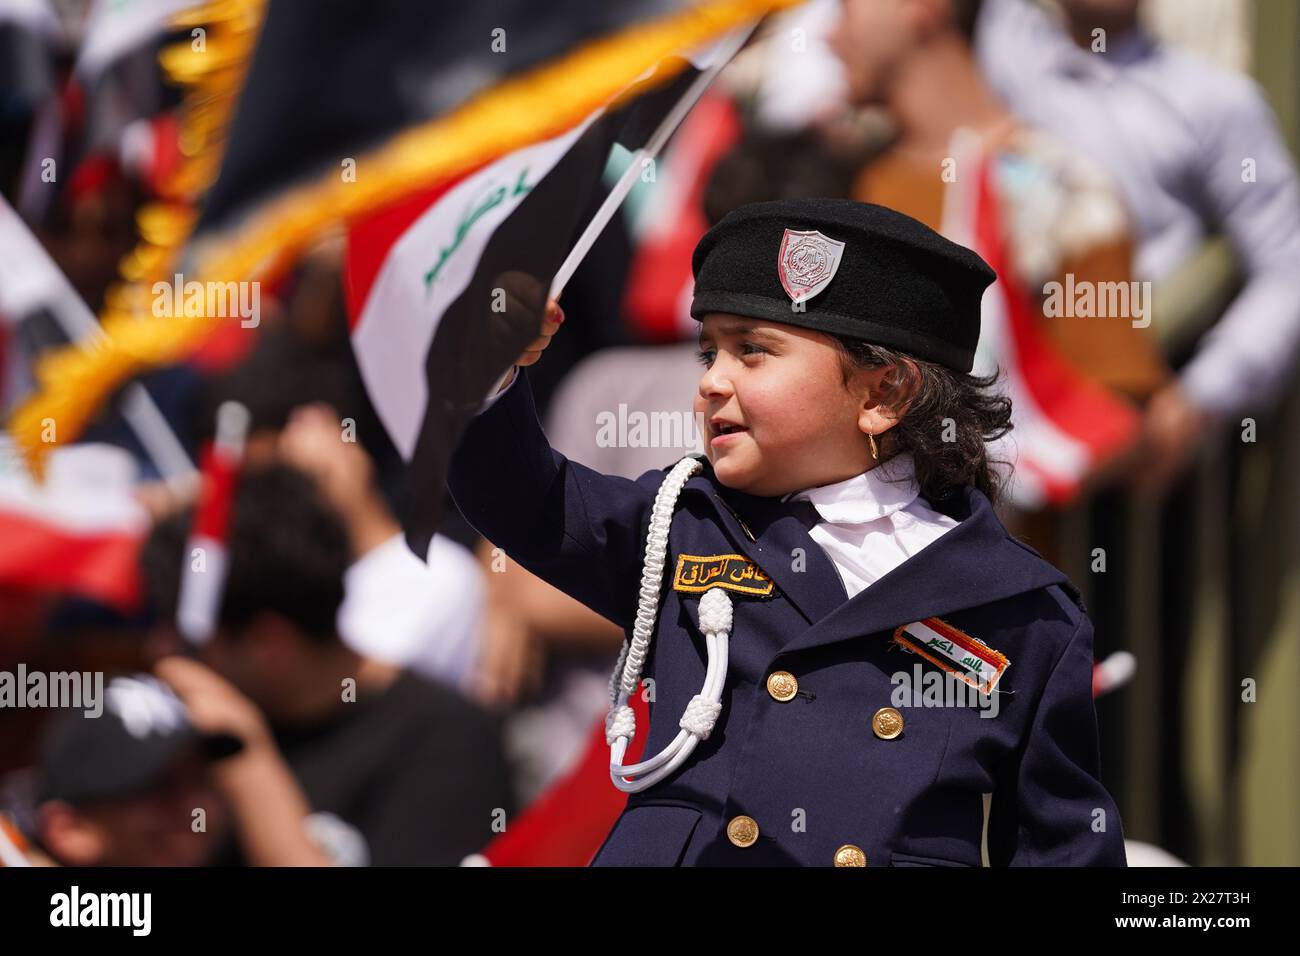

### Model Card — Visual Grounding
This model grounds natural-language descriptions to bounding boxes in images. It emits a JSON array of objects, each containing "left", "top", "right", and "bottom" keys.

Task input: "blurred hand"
[
  {"left": 278, "top": 403, "right": 374, "bottom": 514},
  {"left": 154, "top": 656, "right": 271, "bottom": 751},
  {"left": 156, "top": 657, "right": 333, "bottom": 867},
  {"left": 279, "top": 403, "right": 401, "bottom": 558},
  {"left": 132, "top": 474, "right": 201, "bottom": 520},
  {"left": 1129, "top": 382, "right": 1212, "bottom": 495}
]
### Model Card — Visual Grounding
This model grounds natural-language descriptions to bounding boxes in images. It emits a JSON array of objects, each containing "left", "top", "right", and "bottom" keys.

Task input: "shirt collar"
[
  {"left": 1056, "top": 26, "right": 1156, "bottom": 80},
  {"left": 785, "top": 453, "right": 921, "bottom": 524}
]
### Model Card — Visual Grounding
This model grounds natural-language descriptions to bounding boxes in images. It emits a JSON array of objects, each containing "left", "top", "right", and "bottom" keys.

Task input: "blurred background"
[{"left": 0, "top": 0, "right": 1297, "bottom": 867}]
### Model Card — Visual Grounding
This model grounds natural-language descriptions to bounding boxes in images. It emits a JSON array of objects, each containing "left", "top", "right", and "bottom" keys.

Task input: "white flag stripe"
[
  {"left": 0, "top": 0, "right": 58, "bottom": 35},
  {"left": 75, "top": 0, "right": 194, "bottom": 80},
  {"left": 0, "top": 439, "right": 147, "bottom": 534},
  {"left": 0, "top": 195, "right": 197, "bottom": 484},
  {"left": 0, "top": 818, "right": 30, "bottom": 867},
  {"left": 0, "top": 194, "right": 82, "bottom": 323}
]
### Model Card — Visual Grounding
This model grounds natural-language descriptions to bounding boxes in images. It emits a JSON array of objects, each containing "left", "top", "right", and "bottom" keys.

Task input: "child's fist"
[{"left": 516, "top": 299, "right": 564, "bottom": 368}]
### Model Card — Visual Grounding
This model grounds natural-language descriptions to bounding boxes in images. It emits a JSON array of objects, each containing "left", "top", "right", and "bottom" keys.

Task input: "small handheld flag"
[{"left": 176, "top": 400, "right": 249, "bottom": 645}]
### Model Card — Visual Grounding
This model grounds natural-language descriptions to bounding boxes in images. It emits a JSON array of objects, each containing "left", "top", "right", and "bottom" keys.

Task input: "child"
[{"left": 449, "top": 198, "right": 1126, "bottom": 867}]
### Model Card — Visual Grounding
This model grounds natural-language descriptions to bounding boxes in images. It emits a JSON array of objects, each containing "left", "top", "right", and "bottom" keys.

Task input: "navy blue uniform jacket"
[{"left": 448, "top": 370, "right": 1126, "bottom": 867}]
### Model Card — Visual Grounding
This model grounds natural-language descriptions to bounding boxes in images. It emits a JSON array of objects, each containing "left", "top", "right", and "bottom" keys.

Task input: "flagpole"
[
  {"left": 548, "top": 24, "right": 756, "bottom": 301},
  {"left": 47, "top": 303, "right": 197, "bottom": 493},
  {"left": 0, "top": 197, "right": 197, "bottom": 490}
]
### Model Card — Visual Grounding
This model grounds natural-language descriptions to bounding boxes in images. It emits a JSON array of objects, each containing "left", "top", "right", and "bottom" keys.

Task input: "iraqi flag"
[
  {"left": 0, "top": 192, "right": 84, "bottom": 411},
  {"left": 0, "top": 193, "right": 195, "bottom": 482},
  {"left": 175, "top": 401, "right": 248, "bottom": 645},
  {"left": 6, "top": 0, "right": 797, "bottom": 480},
  {"left": 942, "top": 145, "right": 1139, "bottom": 510},
  {"left": 0, "top": 437, "right": 148, "bottom": 610},
  {"left": 345, "top": 26, "right": 759, "bottom": 556}
]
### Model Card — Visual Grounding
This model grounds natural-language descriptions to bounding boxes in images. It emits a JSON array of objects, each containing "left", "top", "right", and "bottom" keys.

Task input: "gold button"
[
  {"left": 872, "top": 707, "right": 904, "bottom": 740},
  {"left": 726, "top": 815, "right": 760, "bottom": 848},
  {"left": 766, "top": 670, "right": 798, "bottom": 701},
  {"left": 834, "top": 844, "right": 868, "bottom": 867}
]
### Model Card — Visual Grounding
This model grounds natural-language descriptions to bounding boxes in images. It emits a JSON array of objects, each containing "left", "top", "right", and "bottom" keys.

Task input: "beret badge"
[{"left": 777, "top": 228, "right": 846, "bottom": 303}]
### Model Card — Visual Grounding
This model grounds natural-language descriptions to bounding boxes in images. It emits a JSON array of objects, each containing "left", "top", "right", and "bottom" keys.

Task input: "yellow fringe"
[
  {"left": 8, "top": 0, "right": 266, "bottom": 478},
  {"left": 7, "top": 0, "right": 799, "bottom": 476}
]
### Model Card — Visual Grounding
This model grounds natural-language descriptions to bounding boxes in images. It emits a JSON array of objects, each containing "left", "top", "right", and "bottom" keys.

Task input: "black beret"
[{"left": 690, "top": 198, "right": 996, "bottom": 372}]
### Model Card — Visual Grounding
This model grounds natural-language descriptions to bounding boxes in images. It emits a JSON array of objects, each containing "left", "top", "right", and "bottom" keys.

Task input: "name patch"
[
  {"left": 673, "top": 553, "right": 774, "bottom": 596},
  {"left": 893, "top": 618, "right": 1009, "bottom": 694}
]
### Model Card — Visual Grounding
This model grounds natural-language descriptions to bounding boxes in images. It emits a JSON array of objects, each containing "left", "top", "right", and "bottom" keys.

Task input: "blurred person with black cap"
[
  {"left": 29, "top": 665, "right": 350, "bottom": 866},
  {"left": 33, "top": 673, "right": 241, "bottom": 867}
]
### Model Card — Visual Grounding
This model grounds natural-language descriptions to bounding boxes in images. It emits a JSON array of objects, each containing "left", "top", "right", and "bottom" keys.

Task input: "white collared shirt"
[{"left": 784, "top": 454, "right": 960, "bottom": 600}]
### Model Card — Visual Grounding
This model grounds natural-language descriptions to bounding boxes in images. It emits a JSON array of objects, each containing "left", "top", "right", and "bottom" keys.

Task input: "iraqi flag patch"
[{"left": 893, "top": 619, "right": 1009, "bottom": 695}]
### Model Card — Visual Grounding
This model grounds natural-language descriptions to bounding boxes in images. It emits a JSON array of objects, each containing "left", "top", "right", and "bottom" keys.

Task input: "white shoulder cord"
[{"left": 606, "top": 456, "right": 734, "bottom": 793}]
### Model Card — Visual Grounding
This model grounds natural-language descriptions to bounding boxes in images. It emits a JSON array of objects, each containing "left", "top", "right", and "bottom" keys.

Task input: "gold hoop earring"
[{"left": 868, "top": 433, "right": 879, "bottom": 461}]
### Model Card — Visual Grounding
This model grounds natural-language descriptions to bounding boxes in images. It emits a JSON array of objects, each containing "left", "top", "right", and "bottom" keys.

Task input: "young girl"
[{"left": 449, "top": 198, "right": 1126, "bottom": 867}]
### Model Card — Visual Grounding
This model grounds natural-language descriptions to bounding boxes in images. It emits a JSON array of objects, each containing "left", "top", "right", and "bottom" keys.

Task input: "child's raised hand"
[{"left": 516, "top": 299, "right": 564, "bottom": 368}]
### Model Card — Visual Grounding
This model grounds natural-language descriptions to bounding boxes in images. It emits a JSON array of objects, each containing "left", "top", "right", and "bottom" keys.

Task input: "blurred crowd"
[{"left": 1, "top": 0, "right": 1298, "bottom": 866}]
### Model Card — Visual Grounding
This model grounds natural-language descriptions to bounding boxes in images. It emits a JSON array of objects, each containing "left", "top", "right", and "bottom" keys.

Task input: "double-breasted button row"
[
  {"left": 765, "top": 671, "right": 906, "bottom": 741},
  {"left": 726, "top": 815, "right": 870, "bottom": 866}
]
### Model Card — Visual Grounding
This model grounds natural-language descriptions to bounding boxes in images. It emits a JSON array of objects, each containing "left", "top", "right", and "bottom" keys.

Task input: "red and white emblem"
[{"left": 777, "top": 228, "right": 846, "bottom": 303}]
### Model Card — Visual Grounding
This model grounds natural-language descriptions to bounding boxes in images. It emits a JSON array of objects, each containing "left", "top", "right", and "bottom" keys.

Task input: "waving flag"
[
  {"left": 0, "top": 194, "right": 196, "bottom": 482},
  {"left": 345, "top": 27, "right": 756, "bottom": 553},
  {"left": 0, "top": 438, "right": 148, "bottom": 610},
  {"left": 175, "top": 401, "right": 248, "bottom": 645},
  {"left": 8, "top": 0, "right": 799, "bottom": 486}
]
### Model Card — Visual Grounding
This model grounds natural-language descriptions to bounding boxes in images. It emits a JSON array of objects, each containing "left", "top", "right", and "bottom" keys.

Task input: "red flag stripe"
[
  {"left": 974, "top": 159, "right": 1138, "bottom": 467},
  {"left": 344, "top": 167, "right": 487, "bottom": 333},
  {"left": 0, "top": 511, "right": 142, "bottom": 609}
]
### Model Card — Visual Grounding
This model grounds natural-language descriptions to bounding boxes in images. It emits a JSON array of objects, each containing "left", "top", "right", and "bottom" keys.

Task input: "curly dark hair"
[{"left": 832, "top": 335, "right": 1013, "bottom": 505}]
